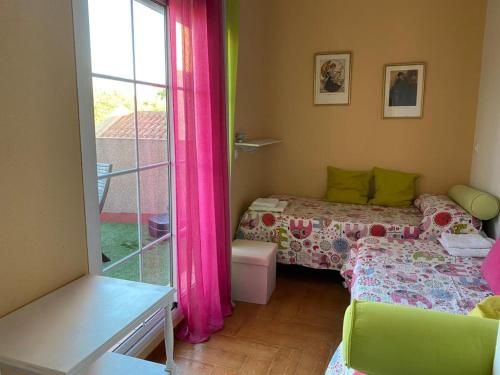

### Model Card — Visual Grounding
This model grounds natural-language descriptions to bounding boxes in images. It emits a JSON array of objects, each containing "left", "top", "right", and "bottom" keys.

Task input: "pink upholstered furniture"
[{"left": 482, "top": 238, "right": 500, "bottom": 294}]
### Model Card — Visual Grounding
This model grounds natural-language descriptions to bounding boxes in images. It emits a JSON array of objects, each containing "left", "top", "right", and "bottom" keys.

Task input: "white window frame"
[
  {"left": 72, "top": 0, "right": 179, "bottom": 355},
  {"left": 73, "top": 0, "right": 102, "bottom": 275}
]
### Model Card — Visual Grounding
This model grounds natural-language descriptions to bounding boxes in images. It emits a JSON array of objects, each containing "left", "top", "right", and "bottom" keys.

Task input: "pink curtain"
[{"left": 169, "top": 0, "right": 233, "bottom": 343}]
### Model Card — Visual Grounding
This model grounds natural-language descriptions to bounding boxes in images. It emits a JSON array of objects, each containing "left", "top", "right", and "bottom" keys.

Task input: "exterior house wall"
[{"left": 96, "top": 138, "right": 169, "bottom": 220}]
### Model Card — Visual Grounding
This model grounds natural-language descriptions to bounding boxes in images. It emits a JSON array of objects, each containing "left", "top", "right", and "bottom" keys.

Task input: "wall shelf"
[
  {"left": 233, "top": 137, "right": 282, "bottom": 159},
  {"left": 234, "top": 138, "right": 282, "bottom": 149}
]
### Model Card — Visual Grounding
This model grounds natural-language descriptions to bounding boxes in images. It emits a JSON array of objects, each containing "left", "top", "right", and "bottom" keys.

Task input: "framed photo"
[
  {"left": 314, "top": 52, "right": 352, "bottom": 105},
  {"left": 383, "top": 63, "right": 426, "bottom": 118}
]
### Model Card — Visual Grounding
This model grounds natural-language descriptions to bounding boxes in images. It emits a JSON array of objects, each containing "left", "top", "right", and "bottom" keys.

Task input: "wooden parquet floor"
[{"left": 148, "top": 265, "right": 350, "bottom": 374}]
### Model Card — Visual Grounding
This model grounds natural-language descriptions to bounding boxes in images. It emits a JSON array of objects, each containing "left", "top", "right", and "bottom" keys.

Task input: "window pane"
[
  {"left": 136, "top": 84, "right": 168, "bottom": 166},
  {"left": 139, "top": 166, "right": 169, "bottom": 247},
  {"left": 133, "top": 0, "right": 166, "bottom": 84},
  {"left": 104, "top": 254, "right": 140, "bottom": 283},
  {"left": 100, "top": 173, "right": 139, "bottom": 267},
  {"left": 94, "top": 78, "right": 137, "bottom": 171},
  {"left": 142, "top": 240, "right": 171, "bottom": 286},
  {"left": 88, "top": 0, "right": 172, "bottom": 289},
  {"left": 89, "top": 0, "right": 134, "bottom": 79}
]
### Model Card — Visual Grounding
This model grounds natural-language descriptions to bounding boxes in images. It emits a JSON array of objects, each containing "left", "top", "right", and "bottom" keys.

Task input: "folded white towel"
[
  {"left": 252, "top": 198, "right": 280, "bottom": 208},
  {"left": 440, "top": 233, "right": 494, "bottom": 249},
  {"left": 249, "top": 201, "right": 288, "bottom": 213},
  {"left": 438, "top": 238, "right": 491, "bottom": 257}
]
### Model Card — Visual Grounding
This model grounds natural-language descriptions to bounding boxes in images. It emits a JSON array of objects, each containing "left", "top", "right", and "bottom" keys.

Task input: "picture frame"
[
  {"left": 314, "top": 52, "right": 352, "bottom": 105},
  {"left": 383, "top": 62, "right": 426, "bottom": 118}
]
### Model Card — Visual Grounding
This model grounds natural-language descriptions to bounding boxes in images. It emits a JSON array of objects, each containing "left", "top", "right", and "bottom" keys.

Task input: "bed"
[
  {"left": 325, "top": 236, "right": 492, "bottom": 375},
  {"left": 236, "top": 195, "right": 422, "bottom": 272}
]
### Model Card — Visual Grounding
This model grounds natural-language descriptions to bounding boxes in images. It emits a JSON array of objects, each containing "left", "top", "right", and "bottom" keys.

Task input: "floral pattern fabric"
[
  {"left": 326, "top": 345, "right": 354, "bottom": 375},
  {"left": 326, "top": 236, "right": 492, "bottom": 375},
  {"left": 414, "top": 194, "right": 481, "bottom": 241},
  {"left": 351, "top": 236, "right": 491, "bottom": 313},
  {"left": 236, "top": 195, "right": 422, "bottom": 271},
  {"left": 341, "top": 194, "right": 484, "bottom": 288}
]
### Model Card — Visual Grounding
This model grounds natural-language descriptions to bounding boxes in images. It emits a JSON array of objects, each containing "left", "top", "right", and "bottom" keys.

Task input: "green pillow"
[
  {"left": 343, "top": 300, "right": 498, "bottom": 375},
  {"left": 469, "top": 296, "right": 500, "bottom": 319},
  {"left": 325, "top": 166, "right": 372, "bottom": 205},
  {"left": 369, "top": 167, "right": 419, "bottom": 207},
  {"left": 448, "top": 185, "right": 499, "bottom": 220}
]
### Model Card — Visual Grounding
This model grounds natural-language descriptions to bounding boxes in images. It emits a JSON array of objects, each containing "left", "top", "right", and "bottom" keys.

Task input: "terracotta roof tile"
[{"left": 96, "top": 111, "right": 167, "bottom": 140}]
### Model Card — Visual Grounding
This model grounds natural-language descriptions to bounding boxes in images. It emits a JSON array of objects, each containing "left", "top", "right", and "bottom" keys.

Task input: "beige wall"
[
  {"left": 230, "top": 0, "right": 271, "bottom": 233},
  {"left": 231, "top": 0, "right": 487, "bottom": 233},
  {"left": 0, "top": 0, "right": 88, "bottom": 317},
  {"left": 470, "top": 0, "right": 500, "bottom": 238},
  {"left": 243, "top": 0, "right": 485, "bottom": 199}
]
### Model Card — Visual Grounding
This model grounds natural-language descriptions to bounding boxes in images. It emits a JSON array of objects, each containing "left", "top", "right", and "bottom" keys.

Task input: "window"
[
  {"left": 75, "top": 0, "right": 174, "bottom": 288},
  {"left": 72, "top": 0, "right": 175, "bottom": 354}
]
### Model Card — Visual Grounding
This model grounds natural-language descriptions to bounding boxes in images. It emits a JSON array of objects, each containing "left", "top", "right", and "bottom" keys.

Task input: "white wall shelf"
[
  {"left": 235, "top": 138, "right": 282, "bottom": 148},
  {"left": 235, "top": 138, "right": 282, "bottom": 150}
]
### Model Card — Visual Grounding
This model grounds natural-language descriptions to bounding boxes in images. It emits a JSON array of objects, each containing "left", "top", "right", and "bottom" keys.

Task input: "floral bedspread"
[
  {"left": 326, "top": 236, "right": 492, "bottom": 375},
  {"left": 415, "top": 194, "right": 482, "bottom": 241},
  {"left": 326, "top": 346, "right": 356, "bottom": 375},
  {"left": 236, "top": 195, "right": 422, "bottom": 271}
]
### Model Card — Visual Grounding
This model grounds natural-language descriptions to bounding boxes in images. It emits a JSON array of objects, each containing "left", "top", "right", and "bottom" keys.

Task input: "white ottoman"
[{"left": 231, "top": 240, "right": 277, "bottom": 304}]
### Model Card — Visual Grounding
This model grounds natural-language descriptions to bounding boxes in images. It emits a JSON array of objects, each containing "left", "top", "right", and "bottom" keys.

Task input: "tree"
[
  {"left": 93, "top": 88, "right": 167, "bottom": 126},
  {"left": 93, "top": 90, "right": 133, "bottom": 126},
  {"left": 138, "top": 89, "right": 167, "bottom": 112}
]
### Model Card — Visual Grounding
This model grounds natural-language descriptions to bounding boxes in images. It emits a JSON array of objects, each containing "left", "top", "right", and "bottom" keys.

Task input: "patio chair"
[{"left": 97, "top": 163, "right": 112, "bottom": 263}]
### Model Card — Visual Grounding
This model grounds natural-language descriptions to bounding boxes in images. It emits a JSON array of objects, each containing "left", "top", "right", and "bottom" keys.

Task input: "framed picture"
[
  {"left": 314, "top": 52, "right": 352, "bottom": 105},
  {"left": 383, "top": 63, "right": 426, "bottom": 118}
]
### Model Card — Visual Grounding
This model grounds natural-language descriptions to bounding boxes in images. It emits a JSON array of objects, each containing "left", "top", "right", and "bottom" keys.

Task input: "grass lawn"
[{"left": 101, "top": 222, "right": 170, "bottom": 286}]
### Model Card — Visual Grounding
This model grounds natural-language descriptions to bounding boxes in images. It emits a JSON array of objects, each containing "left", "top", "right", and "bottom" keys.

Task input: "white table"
[
  {"left": 0, "top": 276, "right": 176, "bottom": 375},
  {"left": 85, "top": 352, "right": 166, "bottom": 375}
]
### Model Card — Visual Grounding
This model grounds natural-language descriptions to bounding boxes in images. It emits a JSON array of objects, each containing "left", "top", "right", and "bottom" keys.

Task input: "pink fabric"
[
  {"left": 169, "top": 0, "right": 233, "bottom": 343},
  {"left": 481, "top": 238, "right": 500, "bottom": 294}
]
